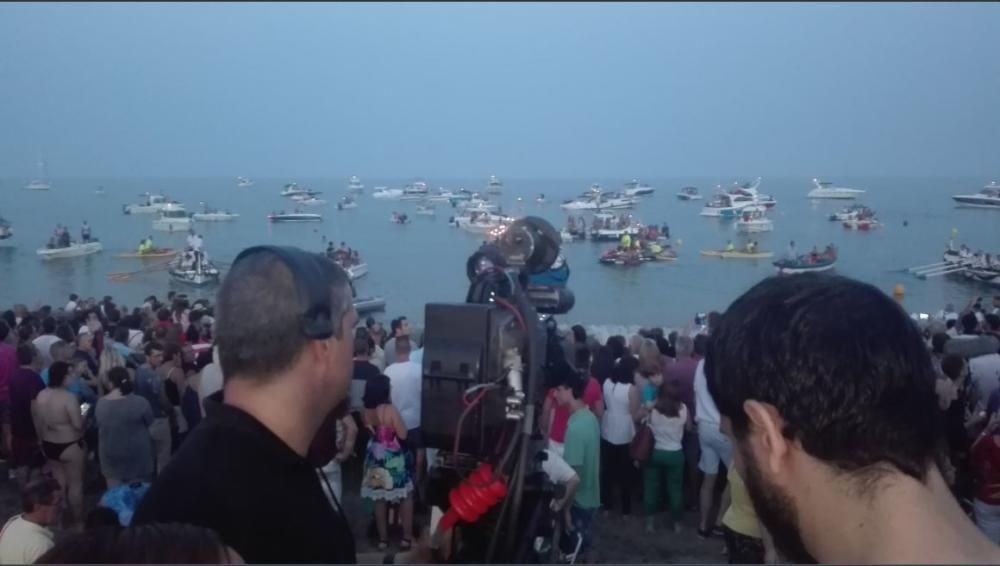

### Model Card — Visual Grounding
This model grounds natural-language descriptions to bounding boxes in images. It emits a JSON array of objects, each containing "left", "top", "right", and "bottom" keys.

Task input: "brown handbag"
[{"left": 629, "top": 420, "right": 654, "bottom": 463}]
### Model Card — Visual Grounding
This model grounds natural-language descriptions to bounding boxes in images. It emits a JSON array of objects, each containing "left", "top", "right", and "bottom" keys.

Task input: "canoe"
[
  {"left": 701, "top": 250, "right": 774, "bottom": 260},
  {"left": 116, "top": 248, "right": 179, "bottom": 259}
]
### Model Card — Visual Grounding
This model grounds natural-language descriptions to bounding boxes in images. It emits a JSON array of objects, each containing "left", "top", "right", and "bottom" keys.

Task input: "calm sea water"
[{"left": 1, "top": 176, "right": 997, "bottom": 327}]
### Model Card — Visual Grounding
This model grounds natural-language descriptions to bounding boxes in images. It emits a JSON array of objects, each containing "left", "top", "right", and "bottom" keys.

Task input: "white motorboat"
[
  {"left": 372, "top": 187, "right": 404, "bottom": 199},
  {"left": 0, "top": 218, "right": 13, "bottom": 240},
  {"left": 807, "top": 178, "right": 865, "bottom": 199},
  {"left": 37, "top": 241, "right": 103, "bottom": 260},
  {"left": 425, "top": 189, "right": 457, "bottom": 203},
  {"left": 448, "top": 189, "right": 474, "bottom": 203},
  {"left": 828, "top": 204, "right": 870, "bottom": 221},
  {"left": 347, "top": 263, "right": 369, "bottom": 281},
  {"left": 268, "top": 211, "right": 323, "bottom": 222},
  {"left": 169, "top": 251, "right": 221, "bottom": 286},
  {"left": 699, "top": 192, "right": 757, "bottom": 218},
  {"left": 24, "top": 151, "right": 51, "bottom": 190},
  {"left": 952, "top": 182, "right": 1000, "bottom": 209},
  {"left": 623, "top": 179, "right": 655, "bottom": 197},
  {"left": 458, "top": 198, "right": 499, "bottom": 213},
  {"left": 123, "top": 193, "right": 170, "bottom": 215},
  {"left": 451, "top": 212, "right": 513, "bottom": 233},
  {"left": 536, "top": 194, "right": 547, "bottom": 204},
  {"left": 95, "top": 186, "right": 106, "bottom": 195},
  {"left": 677, "top": 186, "right": 702, "bottom": 201},
  {"left": 736, "top": 207, "right": 774, "bottom": 233},
  {"left": 561, "top": 186, "right": 638, "bottom": 211},
  {"left": 236, "top": 176, "right": 254, "bottom": 188},
  {"left": 298, "top": 197, "right": 327, "bottom": 206},
  {"left": 280, "top": 183, "right": 311, "bottom": 198},
  {"left": 192, "top": 204, "right": 240, "bottom": 222},
  {"left": 337, "top": 197, "right": 358, "bottom": 210},
  {"left": 415, "top": 204, "right": 436, "bottom": 216},
  {"left": 487, "top": 175, "right": 504, "bottom": 195},
  {"left": 152, "top": 203, "right": 193, "bottom": 232},
  {"left": 402, "top": 181, "right": 429, "bottom": 200},
  {"left": 347, "top": 176, "right": 364, "bottom": 194},
  {"left": 291, "top": 190, "right": 322, "bottom": 202}
]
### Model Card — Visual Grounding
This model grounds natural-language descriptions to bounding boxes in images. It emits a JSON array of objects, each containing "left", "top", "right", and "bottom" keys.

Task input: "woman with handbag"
[{"left": 642, "top": 380, "right": 689, "bottom": 533}]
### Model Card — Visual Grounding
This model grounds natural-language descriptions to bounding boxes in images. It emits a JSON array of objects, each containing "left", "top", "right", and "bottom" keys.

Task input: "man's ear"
[{"left": 743, "top": 399, "right": 790, "bottom": 477}]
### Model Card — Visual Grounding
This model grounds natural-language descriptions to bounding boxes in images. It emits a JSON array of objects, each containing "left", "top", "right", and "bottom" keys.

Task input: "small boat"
[
  {"left": 536, "top": 194, "right": 547, "bottom": 204},
  {"left": 700, "top": 192, "right": 757, "bottom": 217},
  {"left": 298, "top": 197, "right": 327, "bottom": 206},
  {"left": 425, "top": 189, "right": 457, "bottom": 203},
  {"left": 192, "top": 204, "right": 239, "bottom": 222},
  {"left": 401, "top": 181, "right": 430, "bottom": 200},
  {"left": 774, "top": 247, "right": 838, "bottom": 275},
  {"left": 448, "top": 189, "right": 474, "bottom": 203},
  {"left": 37, "top": 241, "right": 103, "bottom": 260},
  {"left": 95, "top": 186, "right": 106, "bottom": 195},
  {"left": 589, "top": 213, "right": 642, "bottom": 242},
  {"left": 291, "top": 191, "right": 323, "bottom": 202},
  {"left": 599, "top": 247, "right": 676, "bottom": 266},
  {"left": 169, "top": 252, "right": 221, "bottom": 287},
  {"left": 458, "top": 198, "right": 499, "bottom": 213},
  {"left": 677, "top": 187, "right": 702, "bottom": 201},
  {"left": 390, "top": 212, "right": 411, "bottom": 224},
  {"left": 828, "top": 204, "right": 870, "bottom": 221},
  {"left": 842, "top": 218, "right": 881, "bottom": 231},
  {"left": 347, "top": 263, "right": 369, "bottom": 281},
  {"left": 354, "top": 296, "right": 386, "bottom": 315},
  {"left": 236, "top": 176, "right": 254, "bottom": 188},
  {"left": 808, "top": 178, "right": 865, "bottom": 199},
  {"left": 451, "top": 212, "right": 512, "bottom": 233},
  {"left": 487, "top": 175, "right": 504, "bottom": 195},
  {"left": 347, "top": 176, "right": 364, "bottom": 194},
  {"left": 700, "top": 249, "right": 774, "bottom": 260},
  {"left": 280, "top": 183, "right": 311, "bottom": 198},
  {"left": 123, "top": 193, "right": 170, "bottom": 215},
  {"left": 152, "top": 203, "right": 193, "bottom": 232},
  {"left": 268, "top": 211, "right": 322, "bottom": 222},
  {"left": 337, "top": 196, "right": 358, "bottom": 210},
  {"left": 736, "top": 208, "right": 774, "bottom": 233},
  {"left": 0, "top": 218, "right": 13, "bottom": 240},
  {"left": 952, "top": 182, "right": 1000, "bottom": 209},
  {"left": 372, "top": 187, "right": 404, "bottom": 199},
  {"left": 623, "top": 179, "right": 655, "bottom": 197},
  {"left": 24, "top": 151, "right": 51, "bottom": 190},
  {"left": 415, "top": 204, "right": 436, "bottom": 216},
  {"left": 117, "top": 248, "right": 179, "bottom": 259}
]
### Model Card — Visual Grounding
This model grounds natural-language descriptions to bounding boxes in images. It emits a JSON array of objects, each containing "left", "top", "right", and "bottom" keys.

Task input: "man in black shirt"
[{"left": 134, "top": 247, "right": 371, "bottom": 563}]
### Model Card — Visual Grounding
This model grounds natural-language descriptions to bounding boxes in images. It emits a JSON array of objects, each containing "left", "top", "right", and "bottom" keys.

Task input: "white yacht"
[
  {"left": 623, "top": 179, "right": 655, "bottom": 197},
  {"left": 952, "top": 182, "right": 1000, "bottom": 209},
  {"left": 807, "top": 178, "right": 865, "bottom": 199},
  {"left": 280, "top": 183, "right": 311, "bottom": 198},
  {"left": 372, "top": 186, "right": 404, "bottom": 200},
  {"left": 401, "top": 181, "right": 430, "bottom": 200},
  {"left": 123, "top": 193, "right": 170, "bottom": 215},
  {"left": 560, "top": 185, "right": 637, "bottom": 211},
  {"left": 347, "top": 176, "right": 364, "bottom": 194},
  {"left": 487, "top": 175, "right": 504, "bottom": 195},
  {"left": 291, "top": 191, "right": 323, "bottom": 202},
  {"left": 236, "top": 176, "right": 254, "bottom": 188},
  {"left": 24, "top": 151, "right": 51, "bottom": 190},
  {"left": 152, "top": 203, "right": 193, "bottom": 232},
  {"left": 699, "top": 192, "right": 758, "bottom": 218}
]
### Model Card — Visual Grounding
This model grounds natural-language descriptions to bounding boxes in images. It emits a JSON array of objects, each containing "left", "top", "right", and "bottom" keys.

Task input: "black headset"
[{"left": 230, "top": 245, "right": 341, "bottom": 340}]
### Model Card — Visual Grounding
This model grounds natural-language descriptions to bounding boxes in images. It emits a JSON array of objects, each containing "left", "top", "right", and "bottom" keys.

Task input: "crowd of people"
[{"left": 0, "top": 244, "right": 998, "bottom": 563}]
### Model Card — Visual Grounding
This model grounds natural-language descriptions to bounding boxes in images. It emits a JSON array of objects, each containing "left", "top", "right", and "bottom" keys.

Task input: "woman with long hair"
[
  {"left": 600, "top": 356, "right": 641, "bottom": 515},
  {"left": 95, "top": 367, "right": 154, "bottom": 488},
  {"left": 643, "top": 379, "right": 689, "bottom": 533}
]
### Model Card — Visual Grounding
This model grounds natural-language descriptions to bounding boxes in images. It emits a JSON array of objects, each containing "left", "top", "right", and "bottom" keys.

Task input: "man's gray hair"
[
  {"left": 216, "top": 249, "right": 352, "bottom": 381},
  {"left": 675, "top": 335, "right": 694, "bottom": 358}
]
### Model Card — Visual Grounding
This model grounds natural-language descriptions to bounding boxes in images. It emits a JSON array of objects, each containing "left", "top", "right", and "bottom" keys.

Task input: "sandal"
[
  {"left": 377, "top": 541, "right": 388, "bottom": 552},
  {"left": 400, "top": 539, "right": 412, "bottom": 551}
]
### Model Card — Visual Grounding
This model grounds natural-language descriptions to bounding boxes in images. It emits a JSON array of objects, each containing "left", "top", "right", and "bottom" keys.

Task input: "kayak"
[
  {"left": 701, "top": 250, "right": 774, "bottom": 260},
  {"left": 117, "top": 248, "right": 179, "bottom": 259}
]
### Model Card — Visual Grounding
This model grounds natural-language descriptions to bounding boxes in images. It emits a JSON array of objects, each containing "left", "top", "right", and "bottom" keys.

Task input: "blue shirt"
[
  {"left": 135, "top": 366, "right": 167, "bottom": 419},
  {"left": 39, "top": 368, "right": 97, "bottom": 405}
]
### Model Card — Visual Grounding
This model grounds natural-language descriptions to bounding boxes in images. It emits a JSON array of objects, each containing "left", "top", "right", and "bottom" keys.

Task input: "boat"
[
  {"left": 773, "top": 247, "right": 838, "bottom": 275},
  {"left": 117, "top": 248, "right": 179, "bottom": 259},
  {"left": 952, "top": 182, "right": 1000, "bottom": 209},
  {"left": 448, "top": 189, "right": 474, "bottom": 204},
  {"left": 807, "top": 178, "right": 865, "bottom": 199},
  {"left": 623, "top": 179, "right": 655, "bottom": 197},
  {"left": 268, "top": 211, "right": 322, "bottom": 222},
  {"left": 24, "top": 151, "right": 51, "bottom": 190},
  {"left": 536, "top": 194, "right": 547, "bottom": 204},
  {"left": 588, "top": 212, "right": 642, "bottom": 242},
  {"left": 95, "top": 186, "right": 106, "bottom": 196},
  {"left": 37, "top": 241, "right": 103, "bottom": 260},
  {"left": 192, "top": 204, "right": 239, "bottom": 222},
  {"left": 169, "top": 251, "right": 221, "bottom": 287},
  {"left": 938, "top": 246, "right": 1000, "bottom": 287},
  {"left": 390, "top": 212, "right": 411, "bottom": 224},
  {"left": 451, "top": 212, "right": 512, "bottom": 233},
  {"left": 0, "top": 218, "right": 13, "bottom": 240},
  {"left": 123, "top": 193, "right": 170, "bottom": 215},
  {"left": 424, "top": 189, "right": 457, "bottom": 203},
  {"left": 347, "top": 263, "right": 369, "bottom": 281},
  {"left": 337, "top": 196, "right": 358, "bottom": 210},
  {"left": 457, "top": 198, "right": 499, "bottom": 213},
  {"left": 561, "top": 187, "right": 638, "bottom": 211},
  {"left": 736, "top": 207, "right": 774, "bottom": 233},
  {"left": 354, "top": 296, "right": 386, "bottom": 315},
  {"left": 280, "top": 183, "right": 311, "bottom": 198},
  {"left": 152, "top": 203, "right": 193, "bottom": 232},
  {"left": 291, "top": 190, "right": 323, "bottom": 202},
  {"left": 298, "top": 197, "right": 327, "bottom": 206},
  {"left": 729, "top": 178, "right": 778, "bottom": 209},
  {"left": 700, "top": 249, "right": 774, "bottom": 260},
  {"left": 677, "top": 187, "right": 702, "bottom": 201},
  {"left": 347, "top": 176, "right": 364, "bottom": 194},
  {"left": 487, "top": 175, "right": 504, "bottom": 195},
  {"left": 699, "top": 192, "right": 757, "bottom": 218},
  {"left": 236, "top": 176, "right": 254, "bottom": 188},
  {"left": 828, "top": 204, "right": 871, "bottom": 221},
  {"left": 598, "top": 247, "right": 677, "bottom": 266},
  {"left": 842, "top": 218, "right": 881, "bottom": 231},
  {"left": 372, "top": 187, "right": 404, "bottom": 200},
  {"left": 415, "top": 204, "right": 436, "bottom": 216},
  {"left": 401, "top": 181, "right": 429, "bottom": 200}
]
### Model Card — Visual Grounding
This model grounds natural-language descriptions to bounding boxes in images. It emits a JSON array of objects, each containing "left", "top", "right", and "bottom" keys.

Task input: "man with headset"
[{"left": 134, "top": 246, "right": 425, "bottom": 564}]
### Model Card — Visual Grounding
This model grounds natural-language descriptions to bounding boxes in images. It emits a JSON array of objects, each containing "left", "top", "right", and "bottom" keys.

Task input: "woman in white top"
[
  {"left": 601, "top": 355, "right": 641, "bottom": 515},
  {"left": 642, "top": 379, "right": 690, "bottom": 533}
]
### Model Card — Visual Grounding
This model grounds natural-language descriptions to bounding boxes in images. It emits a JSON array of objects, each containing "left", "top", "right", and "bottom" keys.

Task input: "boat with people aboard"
[
  {"left": 677, "top": 186, "right": 702, "bottom": 201},
  {"left": 701, "top": 248, "right": 773, "bottom": 260},
  {"left": 123, "top": 193, "right": 171, "bottom": 215},
  {"left": 337, "top": 196, "right": 358, "bottom": 210},
  {"left": 773, "top": 245, "right": 838, "bottom": 275},
  {"left": 324, "top": 242, "right": 369, "bottom": 281},
  {"left": 280, "top": 183, "right": 311, "bottom": 198},
  {"left": 37, "top": 241, "right": 103, "bottom": 260},
  {"left": 0, "top": 217, "right": 13, "bottom": 240},
  {"left": 736, "top": 207, "right": 774, "bottom": 233},
  {"left": 562, "top": 216, "right": 588, "bottom": 242},
  {"left": 297, "top": 196, "right": 327, "bottom": 206},
  {"left": 828, "top": 204, "right": 872, "bottom": 221},
  {"left": 236, "top": 176, "right": 254, "bottom": 188},
  {"left": 589, "top": 212, "right": 643, "bottom": 242},
  {"left": 152, "top": 202, "right": 193, "bottom": 232},
  {"left": 843, "top": 217, "right": 881, "bottom": 230},
  {"left": 169, "top": 248, "right": 221, "bottom": 287},
  {"left": 623, "top": 179, "right": 655, "bottom": 197},
  {"left": 699, "top": 191, "right": 757, "bottom": 218},
  {"left": 415, "top": 204, "right": 436, "bottom": 216},
  {"left": 937, "top": 244, "right": 1000, "bottom": 287},
  {"left": 117, "top": 248, "right": 178, "bottom": 259},
  {"left": 457, "top": 198, "right": 499, "bottom": 213},
  {"left": 561, "top": 186, "right": 639, "bottom": 211},
  {"left": 952, "top": 181, "right": 1000, "bottom": 209},
  {"left": 390, "top": 211, "right": 411, "bottom": 224},
  {"left": 347, "top": 175, "right": 364, "bottom": 194},
  {"left": 487, "top": 175, "right": 504, "bottom": 195},
  {"left": 191, "top": 203, "right": 239, "bottom": 222},
  {"left": 599, "top": 245, "right": 678, "bottom": 266},
  {"left": 451, "top": 211, "right": 513, "bottom": 233},
  {"left": 808, "top": 178, "right": 865, "bottom": 199},
  {"left": 372, "top": 186, "right": 404, "bottom": 199},
  {"left": 268, "top": 210, "right": 322, "bottom": 222}
]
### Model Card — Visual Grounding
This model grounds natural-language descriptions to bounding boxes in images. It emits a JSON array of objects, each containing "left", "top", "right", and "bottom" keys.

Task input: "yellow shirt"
[{"left": 722, "top": 466, "right": 761, "bottom": 538}]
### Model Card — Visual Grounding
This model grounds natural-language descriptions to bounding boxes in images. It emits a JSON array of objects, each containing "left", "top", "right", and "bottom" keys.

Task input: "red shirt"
[
  {"left": 546, "top": 377, "right": 602, "bottom": 443},
  {"left": 972, "top": 435, "right": 1000, "bottom": 505}
]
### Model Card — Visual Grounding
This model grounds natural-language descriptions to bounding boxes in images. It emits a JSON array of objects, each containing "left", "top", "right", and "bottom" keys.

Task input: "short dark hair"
[
  {"left": 69, "top": 293, "right": 78, "bottom": 301},
  {"left": 144, "top": 342, "right": 164, "bottom": 357},
  {"left": 113, "top": 326, "right": 129, "bottom": 344},
  {"left": 931, "top": 332, "right": 951, "bottom": 355},
  {"left": 940, "top": 354, "right": 966, "bottom": 382},
  {"left": 692, "top": 333, "right": 708, "bottom": 357},
  {"left": 41, "top": 317, "right": 56, "bottom": 335},
  {"left": 590, "top": 346, "right": 616, "bottom": 382},
  {"left": 22, "top": 476, "right": 60, "bottom": 513},
  {"left": 571, "top": 325, "right": 587, "bottom": 344},
  {"left": 55, "top": 324, "right": 75, "bottom": 344},
  {"left": 163, "top": 343, "right": 181, "bottom": 364},
  {"left": 16, "top": 343, "right": 37, "bottom": 366},
  {"left": 353, "top": 336, "right": 371, "bottom": 357},
  {"left": 606, "top": 335, "right": 626, "bottom": 359},
  {"left": 216, "top": 248, "right": 352, "bottom": 381},
  {"left": 961, "top": 311, "right": 979, "bottom": 334},
  {"left": 108, "top": 367, "right": 133, "bottom": 394},
  {"left": 551, "top": 360, "right": 585, "bottom": 399},
  {"left": 706, "top": 274, "right": 941, "bottom": 482},
  {"left": 36, "top": 523, "right": 229, "bottom": 564},
  {"left": 48, "top": 361, "right": 71, "bottom": 388},
  {"left": 156, "top": 308, "right": 170, "bottom": 322},
  {"left": 391, "top": 316, "right": 407, "bottom": 336},
  {"left": 573, "top": 345, "right": 591, "bottom": 371}
]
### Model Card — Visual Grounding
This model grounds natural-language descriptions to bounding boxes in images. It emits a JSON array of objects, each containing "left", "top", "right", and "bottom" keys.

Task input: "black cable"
[{"left": 485, "top": 434, "right": 521, "bottom": 564}]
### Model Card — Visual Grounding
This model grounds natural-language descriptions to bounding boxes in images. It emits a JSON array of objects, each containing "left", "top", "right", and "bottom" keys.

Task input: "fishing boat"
[
  {"left": 236, "top": 176, "right": 254, "bottom": 188},
  {"left": 337, "top": 196, "right": 358, "bottom": 210},
  {"left": 169, "top": 251, "right": 221, "bottom": 287},
  {"left": 152, "top": 203, "right": 193, "bottom": 232},
  {"left": 677, "top": 187, "right": 702, "bottom": 201},
  {"left": 123, "top": 193, "right": 170, "bottom": 215},
  {"left": 280, "top": 183, "right": 311, "bottom": 198},
  {"left": 37, "top": 241, "right": 103, "bottom": 260},
  {"left": 297, "top": 196, "right": 327, "bottom": 206},
  {"left": 116, "top": 248, "right": 179, "bottom": 259},
  {"left": 487, "top": 175, "right": 504, "bottom": 195},
  {"left": 268, "top": 211, "right": 322, "bottom": 222},
  {"left": 807, "top": 178, "right": 865, "bottom": 199},
  {"left": 952, "top": 182, "right": 1000, "bottom": 209},
  {"left": 192, "top": 203, "right": 240, "bottom": 222},
  {"left": 372, "top": 186, "right": 404, "bottom": 199},
  {"left": 24, "top": 151, "right": 51, "bottom": 190},
  {"left": 415, "top": 204, "right": 436, "bottom": 216},
  {"left": 347, "top": 176, "right": 364, "bottom": 194},
  {"left": 700, "top": 249, "right": 774, "bottom": 260},
  {"left": 773, "top": 247, "right": 838, "bottom": 275},
  {"left": 736, "top": 207, "right": 774, "bottom": 233},
  {"left": 623, "top": 179, "right": 655, "bottom": 197},
  {"left": 0, "top": 218, "right": 13, "bottom": 240}
]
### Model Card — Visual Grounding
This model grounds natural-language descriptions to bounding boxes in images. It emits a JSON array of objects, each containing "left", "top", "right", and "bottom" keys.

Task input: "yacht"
[
  {"left": 623, "top": 179, "right": 655, "bottom": 197},
  {"left": 676, "top": 187, "right": 702, "bottom": 201},
  {"left": 487, "top": 175, "right": 504, "bottom": 195},
  {"left": 152, "top": 203, "right": 193, "bottom": 232},
  {"left": 425, "top": 188, "right": 458, "bottom": 203},
  {"left": 123, "top": 193, "right": 171, "bottom": 215},
  {"left": 280, "top": 183, "right": 311, "bottom": 198},
  {"left": 291, "top": 190, "right": 323, "bottom": 202},
  {"left": 699, "top": 192, "right": 757, "bottom": 218},
  {"left": 952, "top": 182, "right": 1000, "bottom": 209},
  {"left": 372, "top": 186, "right": 404, "bottom": 200},
  {"left": 347, "top": 176, "right": 364, "bottom": 194},
  {"left": 560, "top": 185, "right": 637, "bottom": 211},
  {"left": 401, "top": 181, "right": 430, "bottom": 200},
  {"left": 807, "top": 178, "right": 865, "bottom": 199},
  {"left": 236, "top": 176, "right": 254, "bottom": 188}
]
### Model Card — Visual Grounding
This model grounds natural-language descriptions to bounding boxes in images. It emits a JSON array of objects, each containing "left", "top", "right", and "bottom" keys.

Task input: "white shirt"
[
  {"left": 385, "top": 360, "right": 422, "bottom": 431},
  {"left": 198, "top": 348, "right": 224, "bottom": 415},
  {"left": 694, "top": 360, "right": 722, "bottom": 428},
  {"left": 541, "top": 448, "right": 577, "bottom": 485},
  {"left": 0, "top": 515, "right": 54, "bottom": 565},
  {"left": 32, "top": 335, "right": 61, "bottom": 367},
  {"left": 649, "top": 404, "right": 687, "bottom": 451},
  {"left": 601, "top": 381, "right": 635, "bottom": 445},
  {"left": 64, "top": 300, "right": 78, "bottom": 313}
]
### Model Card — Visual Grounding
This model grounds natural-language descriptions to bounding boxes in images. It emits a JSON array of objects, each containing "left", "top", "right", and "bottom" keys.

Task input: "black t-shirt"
[
  {"left": 133, "top": 402, "right": 356, "bottom": 564},
  {"left": 353, "top": 360, "right": 380, "bottom": 382}
]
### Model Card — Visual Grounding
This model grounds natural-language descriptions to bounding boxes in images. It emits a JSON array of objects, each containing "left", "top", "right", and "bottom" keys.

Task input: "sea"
[{"left": 0, "top": 176, "right": 997, "bottom": 329}]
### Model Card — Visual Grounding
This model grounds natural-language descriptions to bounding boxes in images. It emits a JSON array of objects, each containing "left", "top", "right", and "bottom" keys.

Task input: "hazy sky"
[{"left": 1, "top": 2, "right": 998, "bottom": 178}]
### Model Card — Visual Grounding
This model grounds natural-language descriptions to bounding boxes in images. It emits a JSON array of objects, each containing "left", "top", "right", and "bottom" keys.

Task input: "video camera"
[{"left": 420, "top": 216, "right": 575, "bottom": 563}]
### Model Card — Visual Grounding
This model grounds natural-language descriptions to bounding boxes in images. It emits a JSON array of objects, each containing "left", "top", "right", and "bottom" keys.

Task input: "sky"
[{"left": 0, "top": 2, "right": 998, "bottom": 179}]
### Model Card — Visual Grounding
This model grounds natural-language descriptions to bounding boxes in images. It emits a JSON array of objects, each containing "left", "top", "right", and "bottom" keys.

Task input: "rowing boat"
[
  {"left": 700, "top": 250, "right": 774, "bottom": 260},
  {"left": 116, "top": 248, "right": 179, "bottom": 259}
]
